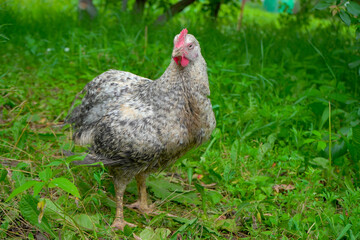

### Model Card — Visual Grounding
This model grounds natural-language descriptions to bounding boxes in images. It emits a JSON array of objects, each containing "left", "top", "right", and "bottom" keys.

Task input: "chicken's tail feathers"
[
  {"left": 64, "top": 88, "right": 86, "bottom": 125},
  {"left": 62, "top": 150, "right": 118, "bottom": 167},
  {"left": 62, "top": 150, "right": 100, "bottom": 166},
  {"left": 62, "top": 150, "right": 75, "bottom": 157}
]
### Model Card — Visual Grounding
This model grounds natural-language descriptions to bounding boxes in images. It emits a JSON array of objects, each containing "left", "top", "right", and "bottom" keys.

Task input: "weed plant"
[{"left": 1, "top": 0, "right": 360, "bottom": 239}]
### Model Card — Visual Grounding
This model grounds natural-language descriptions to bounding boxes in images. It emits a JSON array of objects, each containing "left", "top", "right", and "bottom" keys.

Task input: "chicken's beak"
[
  {"left": 172, "top": 47, "right": 189, "bottom": 67},
  {"left": 172, "top": 47, "right": 183, "bottom": 58}
]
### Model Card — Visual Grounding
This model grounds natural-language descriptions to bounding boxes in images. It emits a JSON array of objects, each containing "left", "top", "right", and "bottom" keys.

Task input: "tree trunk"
[
  {"left": 78, "top": 0, "right": 97, "bottom": 19},
  {"left": 237, "top": 0, "right": 247, "bottom": 30},
  {"left": 212, "top": 1, "right": 222, "bottom": 20},
  {"left": 134, "top": 0, "right": 146, "bottom": 14},
  {"left": 156, "top": 0, "right": 196, "bottom": 23},
  {"left": 122, "top": 0, "right": 128, "bottom": 11}
]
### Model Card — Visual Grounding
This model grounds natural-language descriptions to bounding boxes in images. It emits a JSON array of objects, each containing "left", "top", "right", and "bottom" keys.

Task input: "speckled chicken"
[{"left": 65, "top": 29, "right": 216, "bottom": 230}]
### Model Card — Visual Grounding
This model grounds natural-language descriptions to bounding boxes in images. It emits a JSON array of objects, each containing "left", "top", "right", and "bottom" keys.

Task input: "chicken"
[{"left": 65, "top": 29, "right": 216, "bottom": 230}]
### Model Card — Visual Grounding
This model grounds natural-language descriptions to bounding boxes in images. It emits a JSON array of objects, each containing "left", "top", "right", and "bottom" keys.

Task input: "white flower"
[
  {"left": 64, "top": 47, "right": 70, "bottom": 52},
  {"left": 46, "top": 48, "right": 52, "bottom": 52}
]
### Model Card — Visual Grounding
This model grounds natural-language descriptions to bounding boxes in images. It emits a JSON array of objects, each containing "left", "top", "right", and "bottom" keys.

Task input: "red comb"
[{"left": 175, "top": 28, "right": 188, "bottom": 48}]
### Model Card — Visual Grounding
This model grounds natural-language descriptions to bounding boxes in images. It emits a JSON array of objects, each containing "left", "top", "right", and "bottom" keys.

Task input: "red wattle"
[
  {"left": 173, "top": 55, "right": 189, "bottom": 67},
  {"left": 173, "top": 57, "right": 179, "bottom": 65},
  {"left": 180, "top": 56, "right": 189, "bottom": 67}
]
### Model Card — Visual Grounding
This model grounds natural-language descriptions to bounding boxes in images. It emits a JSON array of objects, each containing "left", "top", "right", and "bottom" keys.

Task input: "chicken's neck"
[{"left": 156, "top": 57, "right": 209, "bottom": 97}]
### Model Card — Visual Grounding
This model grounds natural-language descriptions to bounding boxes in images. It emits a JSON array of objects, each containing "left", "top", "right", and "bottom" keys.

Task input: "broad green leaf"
[
  {"left": 42, "top": 198, "right": 73, "bottom": 223},
  {"left": 324, "top": 141, "right": 347, "bottom": 159},
  {"left": 39, "top": 168, "right": 52, "bottom": 182},
  {"left": 139, "top": 228, "right": 155, "bottom": 239},
  {"left": 346, "top": 1, "right": 360, "bottom": 16},
  {"left": 33, "top": 182, "right": 46, "bottom": 197},
  {"left": 15, "top": 162, "right": 29, "bottom": 170},
  {"left": 12, "top": 170, "right": 26, "bottom": 188},
  {"left": 27, "top": 114, "right": 40, "bottom": 122},
  {"left": 261, "top": 186, "right": 273, "bottom": 196},
  {"left": 148, "top": 178, "right": 183, "bottom": 196},
  {"left": 348, "top": 60, "right": 360, "bottom": 69},
  {"left": 320, "top": 107, "right": 329, "bottom": 130},
  {"left": 330, "top": 93, "right": 353, "bottom": 104},
  {"left": 148, "top": 178, "right": 200, "bottom": 205},
  {"left": 98, "top": 191, "right": 116, "bottom": 208},
  {"left": 215, "top": 219, "right": 239, "bottom": 233},
  {"left": 312, "top": 130, "right": 322, "bottom": 137},
  {"left": 339, "top": 10, "right": 351, "bottom": 26},
  {"left": 153, "top": 228, "right": 171, "bottom": 239},
  {"left": 256, "top": 193, "right": 267, "bottom": 201},
  {"left": 44, "top": 160, "right": 63, "bottom": 167},
  {"left": 314, "top": 0, "right": 334, "bottom": 10},
  {"left": 174, "top": 191, "right": 201, "bottom": 205},
  {"left": 19, "top": 195, "right": 56, "bottom": 238},
  {"left": 49, "top": 177, "right": 81, "bottom": 198},
  {"left": 6, "top": 180, "right": 38, "bottom": 202},
  {"left": 61, "top": 230, "right": 77, "bottom": 240},
  {"left": 320, "top": 108, "right": 345, "bottom": 130},
  {"left": 140, "top": 227, "right": 171, "bottom": 240},
  {"left": 73, "top": 214, "right": 100, "bottom": 230},
  {"left": 304, "top": 138, "right": 316, "bottom": 144},
  {"left": 309, "top": 157, "right": 329, "bottom": 169},
  {"left": 208, "top": 191, "right": 223, "bottom": 204},
  {"left": 317, "top": 141, "right": 327, "bottom": 151}
]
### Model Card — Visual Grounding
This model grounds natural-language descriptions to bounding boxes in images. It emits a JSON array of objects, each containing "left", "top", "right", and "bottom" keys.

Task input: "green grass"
[{"left": 1, "top": 0, "right": 360, "bottom": 239}]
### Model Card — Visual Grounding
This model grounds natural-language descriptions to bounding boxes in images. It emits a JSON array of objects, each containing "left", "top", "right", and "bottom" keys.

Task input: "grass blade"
[{"left": 336, "top": 224, "right": 352, "bottom": 240}]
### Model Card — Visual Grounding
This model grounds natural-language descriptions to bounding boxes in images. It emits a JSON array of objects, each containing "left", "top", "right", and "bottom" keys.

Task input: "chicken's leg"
[
  {"left": 126, "top": 172, "right": 154, "bottom": 214},
  {"left": 109, "top": 167, "right": 136, "bottom": 230}
]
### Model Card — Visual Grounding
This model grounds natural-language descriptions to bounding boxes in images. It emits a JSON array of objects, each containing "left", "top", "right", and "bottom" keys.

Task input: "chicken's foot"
[
  {"left": 126, "top": 172, "right": 155, "bottom": 214},
  {"left": 111, "top": 218, "right": 136, "bottom": 230},
  {"left": 109, "top": 167, "right": 136, "bottom": 231}
]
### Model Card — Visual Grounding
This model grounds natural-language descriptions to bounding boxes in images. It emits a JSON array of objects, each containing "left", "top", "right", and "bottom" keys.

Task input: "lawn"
[{"left": 1, "top": 0, "right": 360, "bottom": 239}]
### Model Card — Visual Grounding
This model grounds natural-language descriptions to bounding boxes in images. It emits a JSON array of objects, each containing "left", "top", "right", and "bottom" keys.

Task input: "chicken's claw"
[
  {"left": 111, "top": 218, "right": 137, "bottom": 231},
  {"left": 126, "top": 201, "right": 155, "bottom": 214}
]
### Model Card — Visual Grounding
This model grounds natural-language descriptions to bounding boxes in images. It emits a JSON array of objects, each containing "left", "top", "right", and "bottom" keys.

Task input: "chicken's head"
[{"left": 172, "top": 29, "right": 200, "bottom": 67}]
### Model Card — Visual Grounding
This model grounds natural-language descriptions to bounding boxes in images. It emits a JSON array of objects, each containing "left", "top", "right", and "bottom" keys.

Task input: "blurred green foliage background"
[{"left": 1, "top": 0, "right": 360, "bottom": 239}]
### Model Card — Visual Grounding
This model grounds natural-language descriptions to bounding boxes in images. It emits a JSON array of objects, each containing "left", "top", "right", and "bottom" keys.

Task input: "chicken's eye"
[{"left": 188, "top": 44, "right": 194, "bottom": 50}]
